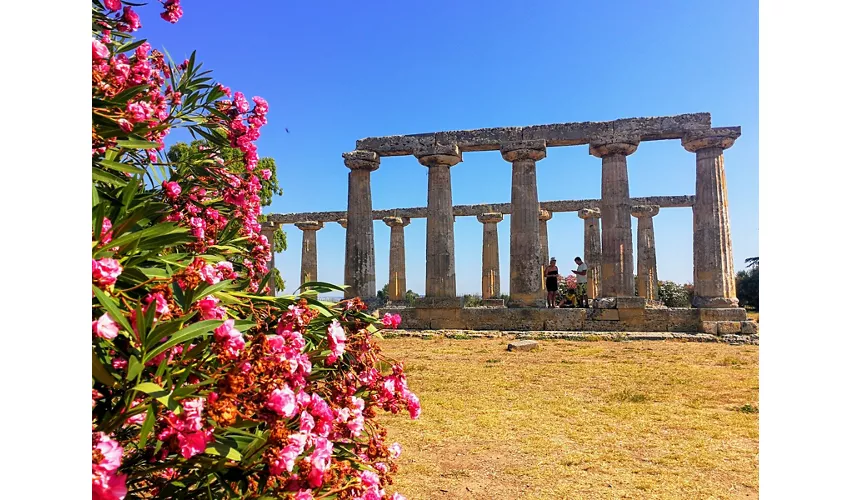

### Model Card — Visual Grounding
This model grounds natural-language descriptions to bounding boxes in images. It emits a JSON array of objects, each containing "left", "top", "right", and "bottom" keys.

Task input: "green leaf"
[
  {"left": 116, "top": 139, "right": 160, "bottom": 149},
  {"left": 204, "top": 442, "right": 242, "bottom": 461},
  {"left": 295, "top": 281, "right": 347, "bottom": 294},
  {"left": 144, "top": 319, "right": 224, "bottom": 362},
  {"left": 127, "top": 355, "right": 143, "bottom": 381},
  {"left": 92, "top": 184, "right": 100, "bottom": 207},
  {"left": 92, "top": 350, "right": 119, "bottom": 388},
  {"left": 172, "top": 281, "right": 186, "bottom": 310},
  {"left": 132, "top": 382, "right": 177, "bottom": 410},
  {"left": 138, "top": 405, "right": 156, "bottom": 449},
  {"left": 92, "top": 286, "right": 134, "bottom": 334},
  {"left": 93, "top": 166, "right": 128, "bottom": 187},
  {"left": 145, "top": 310, "right": 197, "bottom": 348},
  {"left": 99, "top": 159, "right": 145, "bottom": 175},
  {"left": 194, "top": 280, "right": 235, "bottom": 301}
]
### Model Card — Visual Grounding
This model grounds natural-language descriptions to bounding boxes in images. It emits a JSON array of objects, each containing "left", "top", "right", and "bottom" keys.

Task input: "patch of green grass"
[
  {"left": 739, "top": 404, "right": 759, "bottom": 414},
  {"left": 484, "top": 358, "right": 501, "bottom": 364},
  {"left": 609, "top": 388, "right": 649, "bottom": 403}
]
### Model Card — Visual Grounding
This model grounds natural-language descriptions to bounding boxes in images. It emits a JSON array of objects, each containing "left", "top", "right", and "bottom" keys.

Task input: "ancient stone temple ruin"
[{"left": 266, "top": 113, "right": 757, "bottom": 335}]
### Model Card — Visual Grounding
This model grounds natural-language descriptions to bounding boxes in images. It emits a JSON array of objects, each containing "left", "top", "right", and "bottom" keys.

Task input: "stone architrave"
[
  {"left": 382, "top": 216, "right": 411, "bottom": 301},
  {"left": 342, "top": 151, "right": 379, "bottom": 299},
  {"left": 577, "top": 208, "right": 602, "bottom": 299},
  {"left": 631, "top": 205, "right": 661, "bottom": 301},
  {"left": 538, "top": 209, "right": 552, "bottom": 269},
  {"left": 501, "top": 140, "right": 547, "bottom": 307},
  {"left": 590, "top": 136, "right": 639, "bottom": 298},
  {"left": 260, "top": 221, "right": 277, "bottom": 296},
  {"left": 337, "top": 218, "right": 347, "bottom": 229},
  {"left": 682, "top": 127, "right": 741, "bottom": 308},
  {"left": 295, "top": 221, "right": 323, "bottom": 285},
  {"left": 477, "top": 212, "right": 503, "bottom": 299},
  {"left": 415, "top": 144, "right": 462, "bottom": 299}
]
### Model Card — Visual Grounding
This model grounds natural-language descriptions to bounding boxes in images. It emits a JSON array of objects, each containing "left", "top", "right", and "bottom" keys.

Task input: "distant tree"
[
  {"left": 736, "top": 266, "right": 759, "bottom": 310},
  {"left": 745, "top": 256, "right": 759, "bottom": 269},
  {"left": 405, "top": 289, "right": 418, "bottom": 306},
  {"left": 657, "top": 280, "right": 693, "bottom": 308},
  {"left": 167, "top": 140, "right": 287, "bottom": 291},
  {"left": 378, "top": 284, "right": 418, "bottom": 307}
]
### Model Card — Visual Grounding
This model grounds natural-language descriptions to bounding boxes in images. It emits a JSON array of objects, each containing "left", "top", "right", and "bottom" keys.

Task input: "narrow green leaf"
[
  {"left": 93, "top": 166, "right": 128, "bottom": 187},
  {"left": 127, "top": 355, "right": 143, "bottom": 381},
  {"left": 146, "top": 310, "right": 197, "bottom": 348},
  {"left": 116, "top": 139, "right": 160, "bottom": 149},
  {"left": 144, "top": 319, "right": 224, "bottom": 362},
  {"left": 138, "top": 405, "right": 156, "bottom": 449},
  {"left": 132, "top": 382, "right": 176, "bottom": 410},
  {"left": 92, "top": 286, "right": 133, "bottom": 334},
  {"left": 99, "top": 159, "right": 145, "bottom": 175},
  {"left": 92, "top": 350, "right": 119, "bottom": 388},
  {"left": 204, "top": 442, "right": 242, "bottom": 461},
  {"left": 194, "top": 280, "right": 235, "bottom": 301},
  {"left": 295, "top": 281, "right": 347, "bottom": 293},
  {"left": 92, "top": 184, "right": 100, "bottom": 207}
]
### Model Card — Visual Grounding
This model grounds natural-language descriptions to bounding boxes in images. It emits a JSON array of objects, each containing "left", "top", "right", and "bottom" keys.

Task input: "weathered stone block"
[
  {"left": 668, "top": 308, "right": 700, "bottom": 332},
  {"left": 616, "top": 297, "right": 647, "bottom": 310},
  {"left": 626, "top": 332, "right": 674, "bottom": 341},
  {"left": 699, "top": 308, "right": 747, "bottom": 321},
  {"left": 414, "top": 297, "right": 463, "bottom": 309},
  {"left": 741, "top": 321, "right": 759, "bottom": 334},
  {"left": 437, "top": 127, "right": 522, "bottom": 152},
  {"left": 716, "top": 321, "right": 742, "bottom": 334},
  {"left": 542, "top": 309, "right": 587, "bottom": 330},
  {"left": 481, "top": 298, "right": 506, "bottom": 308},
  {"left": 618, "top": 308, "right": 645, "bottom": 324},
  {"left": 701, "top": 321, "right": 718, "bottom": 334},
  {"left": 591, "top": 309, "right": 620, "bottom": 321},
  {"left": 507, "top": 340, "right": 539, "bottom": 352},
  {"left": 644, "top": 309, "right": 669, "bottom": 331},
  {"left": 593, "top": 297, "right": 618, "bottom": 309}
]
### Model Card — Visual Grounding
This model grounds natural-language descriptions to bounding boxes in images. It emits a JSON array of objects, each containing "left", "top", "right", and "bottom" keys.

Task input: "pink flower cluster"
[
  {"left": 92, "top": 432, "right": 127, "bottom": 500},
  {"left": 93, "top": 313, "right": 120, "bottom": 340},
  {"left": 381, "top": 313, "right": 402, "bottom": 329},
  {"left": 160, "top": 0, "right": 183, "bottom": 23},
  {"left": 214, "top": 319, "right": 245, "bottom": 360},
  {"left": 377, "top": 363, "right": 421, "bottom": 420},
  {"left": 93, "top": 258, "right": 122, "bottom": 288},
  {"left": 326, "top": 320, "right": 346, "bottom": 364},
  {"left": 157, "top": 398, "right": 213, "bottom": 459}
]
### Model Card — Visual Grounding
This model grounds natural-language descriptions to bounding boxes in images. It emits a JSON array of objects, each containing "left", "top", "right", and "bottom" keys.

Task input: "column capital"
[
  {"left": 589, "top": 134, "right": 639, "bottom": 158},
  {"left": 578, "top": 208, "right": 601, "bottom": 219},
  {"left": 477, "top": 212, "right": 504, "bottom": 224},
  {"left": 382, "top": 216, "right": 411, "bottom": 228},
  {"left": 682, "top": 127, "right": 741, "bottom": 153},
  {"left": 500, "top": 140, "right": 547, "bottom": 162},
  {"left": 631, "top": 205, "right": 660, "bottom": 218},
  {"left": 337, "top": 218, "right": 347, "bottom": 229},
  {"left": 343, "top": 150, "right": 380, "bottom": 171},
  {"left": 295, "top": 221, "right": 323, "bottom": 231},
  {"left": 538, "top": 209, "right": 552, "bottom": 221},
  {"left": 415, "top": 143, "right": 462, "bottom": 167},
  {"left": 260, "top": 221, "right": 276, "bottom": 232}
]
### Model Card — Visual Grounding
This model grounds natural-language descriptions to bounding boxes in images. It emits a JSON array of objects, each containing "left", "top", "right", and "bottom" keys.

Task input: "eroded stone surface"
[{"left": 507, "top": 340, "right": 539, "bottom": 352}]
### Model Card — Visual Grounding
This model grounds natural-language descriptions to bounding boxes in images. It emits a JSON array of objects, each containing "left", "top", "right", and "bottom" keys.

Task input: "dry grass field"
[{"left": 376, "top": 338, "right": 759, "bottom": 500}]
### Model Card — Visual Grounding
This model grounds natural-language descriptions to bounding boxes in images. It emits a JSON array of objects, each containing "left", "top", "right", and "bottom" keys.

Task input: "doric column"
[
  {"left": 538, "top": 209, "right": 552, "bottom": 268},
  {"left": 682, "top": 127, "right": 741, "bottom": 308},
  {"left": 590, "top": 136, "right": 639, "bottom": 298},
  {"left": 295, "top": 221, "right": 322, "bottom": 285},
  {"left": 577, "top": 208, "right": 602, "bottom": 299},
  {"left": 342, "top": 151, "right": 379, "bottom": 299},
  {"left": 631, "top": 205, "right": 661, "bottom": 301},
  {"left": 415, "top": 144, "right": 462, "bottom": 299},
  {"left": 382, "top": 216, "right": 410, "bottom": 302},
  {"left": 501, "top": 140, "right": 547, "bottom": 307},
  {"left": 260, "top": 221, "right": 277, "bottom": 296},
  {"left": 477, "top": 212, "right": 503, "bottom": 299}
]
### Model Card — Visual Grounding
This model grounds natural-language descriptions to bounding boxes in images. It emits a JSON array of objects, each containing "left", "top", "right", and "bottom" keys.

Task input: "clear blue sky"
[{"left": 139, "top": 0, "right": 758, "bottom": 296}]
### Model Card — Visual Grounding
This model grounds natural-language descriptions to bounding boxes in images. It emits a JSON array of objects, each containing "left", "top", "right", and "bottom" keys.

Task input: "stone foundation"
[{"left": 378, "top": 305, "right": 758, "bottom": 335}]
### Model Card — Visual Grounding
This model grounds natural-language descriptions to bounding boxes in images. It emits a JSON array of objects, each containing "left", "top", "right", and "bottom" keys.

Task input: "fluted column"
[
  {"left": 382, "top": 216, "right": 410, "bottom": 302},
  {"left": 477, "top": 212, "right": 503, "bottom": 299},
  {"left": 538, "top": 209, "right": 552, "bottom": 269},
  {"left": 343, "top": 151, "right": 379, "bottom": 299},
  {"left": 295, "top": 221, "right": 323, "bottom": 285},
  {"left": 260, "top": 221, "right": 277, "bottom": 296},
  {"left": 631, "top": 205, "right": 660, "bottom": 301},
  {"left": 590, "top": 136, "right": 639, "bottom": 298},
  {"left": 682, "top": 127, "right": 741, "bottom": 308},
  {"left": 577, "top": 208, "right": 602, "bottom": 299},
  {"left": 502, "top": 140, "right": 547, "bottom": 307},
  {"left": 415, "top": 144, "right": 462, "bottom": 299}
]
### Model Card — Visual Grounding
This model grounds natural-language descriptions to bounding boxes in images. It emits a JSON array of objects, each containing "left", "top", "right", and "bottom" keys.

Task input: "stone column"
[
  {"left": 415, "top": 144, "right": 462, "bottom": 300},
  {"left": 501, "top": 140, "right": 547, "bottom": 307},
  {"left": 477, "top": 212, "right": 503, "bottom": 299},
  {"left": 577, "top": 208, "right": 602, "bottom": 299},
  {"left": 538, "top": 209, "right": 552, "bottom": 268},
  {"left": 382, "top": 216, "right": 410, "bottom": 302},
  {"left": 260, "top": 221, "right": 277, "bottom": 296},
  {"left": 590, "top": 136, "right": 639, "bottom": 298},
  {"left": 682, "top": 127, "right": 741, "bottom": 308},
  {"left": 342, "top": 151, "right": 379, "bottom": 299},
  {"left": 631, "top": 205, "right": 660, "bottom": 301},
  {"left": 295, "top": 221, "right": 322, "bottom": 285}
]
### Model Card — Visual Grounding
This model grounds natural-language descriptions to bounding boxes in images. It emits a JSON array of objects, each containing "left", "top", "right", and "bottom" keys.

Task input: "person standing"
[
  {"left": 572, "top": 256, "right": 589, "bottom": 307},
  {"left": 544, "top": 257, "right": 559, "bottom": 308}
]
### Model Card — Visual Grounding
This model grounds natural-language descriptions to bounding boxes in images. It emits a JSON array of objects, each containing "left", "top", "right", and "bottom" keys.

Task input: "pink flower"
[
  {"left": 93, "top": 313, "right": 120, "bottom": 340},
  {"left": 216, "top": 261, "right": 236, "bottom": 279},
  {"left": 162, "top": 181, "right": 181, "bottom": 199},
  {"left": 294, "top": 491, "right": 313, "bottom": 500},
  {"left": 177, "top": 430, "right": 211, "bottom": 459},
  {"left": 160, "top": 0, "right": 183, "bottom": 23},
  {"left": 126, "top": 101, "right": 153, "bottom": 123},
  {"left": 92, "top": 432, "right": 128, "bottom": 500},
  {"left": 407, "top": 393, "right": 421, "bottom": 420},
  {"left": 233, "top": 92, "right": 249, "bottom": 113},
  {"left": 391, "top": 494, "right": 408, "bottom": 500},
  {"left": 117, "top": 119, "right": 133, "bottom": 133},
  {"left": 120, "top": 6, "right": 142, "bottom": 32},
  {"left": 326, "top": 320, "right": 346, "bottom": 364},
  {"left": 111, "top": 357, "right": 128, "bottom": 370},
  {"left": 196, "top": 296, "right": 225, "bottom": 320},
  {"left": 93, "top": 39, "right": 110, "bottom": 61},
  {"left": 381, "top": 313, "right": 402, "bottom": 329},
  {"left": 389, "top": 442, "right": 402, "bottom": 459},
  {"left": 199, "top": 263, "right": 221, "bottom": 285},
  {"left": 181, "top": 398, "right": 205, "bottom": 431},
  {"left": 97, "top": 217, "right": 113, "bottom": 245},
  {"left": 266, "top": 386, "right": 297, "bottom": 417},
  {"left": 144, "top": 292, "right": 170, "bottom": 317},
  {"left": 260, "top": 168, "right": 271, "bottom": 180},
  {"left": 270, "top": 432, "right": 307, "bottom": 475},
  {"left": 93, "top": 258, "right": 122, "bottom": 288},
  {"left": 307, "top": 437, "right": 333, "bottom": 488},
  {"left": 103, "top": 0, "right": 122, "bottom": 12},
  {"left": 217, "top": 83, "right": 231, "bottom": 96},
  {"left": 213, "top": 319, "right": 244, "bottom": 358},
  {"left": 360, "top": 470, "right": 380, "bottom": 487}
]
